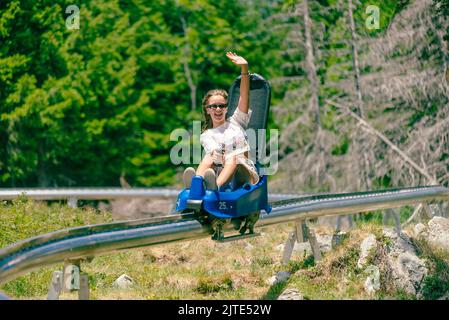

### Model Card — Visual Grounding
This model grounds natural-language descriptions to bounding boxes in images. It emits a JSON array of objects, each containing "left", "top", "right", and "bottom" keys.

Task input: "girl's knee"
[
  {"left": 203, "top": 153, "right": 215, "bottom": 166},
  {"left": 224, "top": 155, "right": 238, "bottom": 167}
]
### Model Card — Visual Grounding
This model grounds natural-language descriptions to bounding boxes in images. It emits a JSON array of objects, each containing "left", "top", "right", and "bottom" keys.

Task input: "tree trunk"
[
  {"left": 180, "top": 15, "right": 197, "bottom": 111},
  {"left": 326, "top": 99, "right": 438, "bottom": 185},
  {"left": 348, "top": 0, "right": 364, "bottom": 118},
  {"left": 300, "top": 0, "right": 321, "bottom": 129},
  {"left": 37, "top": 142, "right": 50, "bottom": 187}
]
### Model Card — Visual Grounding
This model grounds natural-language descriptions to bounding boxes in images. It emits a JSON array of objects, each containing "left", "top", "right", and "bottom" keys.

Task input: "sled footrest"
[{"left": 216, "top": 232, "right": 260, "bottom": 243}]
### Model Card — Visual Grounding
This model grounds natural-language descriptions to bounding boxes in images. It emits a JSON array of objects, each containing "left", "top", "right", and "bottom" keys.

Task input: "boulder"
[
  {"left": 413, "top": 223, "right": 427, "bottom": 239},
  {"left": 244, "top": 243, "right": 254, "bottom": 251},
  {"left": 113, "top": 274, "right": 134, "bottom": 289},
  {"left": 364, "top": 265, "right": 381, "bottom": 295},
  {"left": 278, "top": 288, "right": 304, "bottom": 300},
  {"left": 267, "top": 271, "right": 291, "bottom": 286},
  {"left": 331, "top": 231, "right": 348, "bottom": 249},
  {"left": 316, "top": 234, "right": 333, "bottom": 252},
  {"left": 357, "top": 234, "right": 377, "bottom": 269},
  {"left": 427, "top": 217, "right": 449, "bottom": 252},
  {"left": 382, "top": 229, "right": 427, "bottom": 296}
]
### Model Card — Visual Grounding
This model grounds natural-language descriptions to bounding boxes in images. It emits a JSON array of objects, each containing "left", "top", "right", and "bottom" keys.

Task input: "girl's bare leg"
[
  {"left": 196, "top": 154, "right": 214, "bottom": 176},
  {"left": 216, "top": 156, "right": 238, "bottom": 188},
  {"left": 233, "top": 164, "right": 255, "bottom": 187}
]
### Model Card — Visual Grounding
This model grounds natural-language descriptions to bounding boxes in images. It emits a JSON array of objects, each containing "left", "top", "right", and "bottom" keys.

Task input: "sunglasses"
[{"left": 207, "top": 104, "right": 228, "bottom": 110}]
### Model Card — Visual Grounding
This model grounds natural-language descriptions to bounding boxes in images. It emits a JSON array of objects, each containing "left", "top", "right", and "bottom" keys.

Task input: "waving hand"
[{"left": 226, "top": 52, "right": 248, "bottom": 67}]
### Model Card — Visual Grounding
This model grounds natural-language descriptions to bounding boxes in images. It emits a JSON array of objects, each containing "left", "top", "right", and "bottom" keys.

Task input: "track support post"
[
  {"left": 47, "top": 271, "right": 63, "bottom": 300},
  {"left": 382, "top": 208, "right": 401, "bottom": 234},
  {"left": 282, "top": 219, "right": 321, "bottom": 264},
  {"left": 67, "top": 198, "right": 78, "bottom": 208},
  {"left": 281, "top": 231, "right": 296, "bottom": 265},
  {"left": 422, "top": 202, "right": 434, "bottom": 219},
  {"left": 305, "top": 219, "right": 322, "bottom": 262},
  {"left": 336, "top": 214, "right": 354, "bottom": 231},
  {"left": 47, "top": 260, "right": 89, "bottom": 300},
  {"left": 282, "top": 220, "right": 305, "bottom": 265}
]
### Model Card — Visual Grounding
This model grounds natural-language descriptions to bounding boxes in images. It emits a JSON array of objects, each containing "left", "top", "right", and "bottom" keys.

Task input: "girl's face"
[{"left": 206, "top": 95, "right": 228, "bottom": 126}]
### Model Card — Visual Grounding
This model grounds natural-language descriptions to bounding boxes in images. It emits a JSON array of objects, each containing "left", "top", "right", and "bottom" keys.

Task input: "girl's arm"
[{"left": 226, "top": 52, "right": 249, "bottom": 114}]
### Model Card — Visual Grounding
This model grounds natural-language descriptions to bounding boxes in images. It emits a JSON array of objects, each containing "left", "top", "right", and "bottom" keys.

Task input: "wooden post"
[
  {"left": 67, "top": 198, "right": 78, "bottom": 208},
  {"left": 63, "top": 263, "right": 80, "bottom": 292},
  {"left": 282, "top": 220, "right": 307, "bottom": 265},
  {"left": 422, "top": 203, "right": 434, "bottom": 219},
  {"left": 47, "top": 271, "right": 63, "bottom": 300},
  {"left": 337, "top": 215, "right": 354, "bottom": 231},
  {"left": 282, "top": 231, "right": 297, "bottom": 265},
  {"left": 79, "top": 274, "right": 89, "bottom": 300},
  {"left": 305, "top": 221, "right": 322, "bottom": 262},
  {"left": 295, "top": 220, "right": 305, "bottom": 243}
]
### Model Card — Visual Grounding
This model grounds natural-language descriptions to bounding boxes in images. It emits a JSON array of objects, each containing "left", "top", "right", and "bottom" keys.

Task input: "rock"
[
  {"left": 316, "top": 234, "right": 333, "bottom": 252},
  {"left": 413, "top": 223, "right": 427, "bottom": 238},
  {"left": 331, "top": 231, "right": 348, "bottom": 249},
  {"left": 113, "top": 274, "right": 134, "bottom": 289},
  {"left": 357, "top": 234, "right": 377, "bottom": 269},
  {"left": 245, "top": 243, "right": 254, "bottom": 251},
  {"left": 278, "top": 288, "right": 304, "bottom": 300},
  {"left": 383, "top": 228, "right": 427, "bottom": 295},
  {"left": 364, "top": 265, "right": 381, "bottom": 295},
  {"left": 267, "top": 276, "right": 277, "bottom": 286},
  {"left": 427, "top": 217, "right": 449, "bottom": 252},
  {"left": 293, "top": 242, "right": 313, "bottom": 255},
  {"left": 267, "top": 271, "right": 291, "bottom": 286},
  {"left": 276, "top": 244, "right": 284, "bottom": 251}
]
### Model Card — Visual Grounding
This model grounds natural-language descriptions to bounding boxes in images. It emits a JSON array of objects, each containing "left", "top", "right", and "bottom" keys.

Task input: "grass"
[
  {"left": 0, "top": 198, "right": 297, "bottom": 300},
  {"left": 2, "top": 199, "right": 448, "bottom": 300},
  {"left": 285, "top": 226, "right": 370, "bottom": 300},
  {"left": 0, "top": 197, "right": 113, "bottom": 298},
  {"left": 414, "top": 238, "right": 449, "bottom": 300}
]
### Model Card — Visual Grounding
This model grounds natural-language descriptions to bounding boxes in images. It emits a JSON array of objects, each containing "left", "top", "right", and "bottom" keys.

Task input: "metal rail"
[
  {"left": 0, "top": 187, "right": 298, "bottom": 202},
  {"left": 0, "top": 185, "right": 447, "bottom": 287},
  {"left": 0, "top": 291, "right": 10, "bottom": 300}
]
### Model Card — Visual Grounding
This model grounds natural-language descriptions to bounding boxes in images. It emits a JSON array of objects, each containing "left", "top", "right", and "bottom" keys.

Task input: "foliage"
[
  {"left": 0, "top": 198, "right": 112, "bottom": 297},
  {"left": 0, "top": 201, "right": 295, "bottom": 299},
  {"left": 0, "top": 0, "right": 446, "bottom": 192},
  {"left": 195, "top": 274, "right": 233, "bottom": 294},
  {"left": 271, "top": 0, "right": 448, "bottom": 193},
  {"left": 414, "top": 238, "right": 449, "bottom": 300},
  {"left": 0, "top": 198, "right": 112, "bottom": 248},
  {"left": 0, "top": 0, "right": 284, "bottom": 187}
]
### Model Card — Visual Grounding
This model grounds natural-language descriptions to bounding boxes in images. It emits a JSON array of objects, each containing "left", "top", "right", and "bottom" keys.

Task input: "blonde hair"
[{"left": 201, "top": 89, "right": 228, "bottom": 132}]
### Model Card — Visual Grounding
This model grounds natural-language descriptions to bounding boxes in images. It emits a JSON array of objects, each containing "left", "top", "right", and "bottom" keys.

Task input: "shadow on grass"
[{"left": 261, "top": 281, "right": 290, "bottom": 300}]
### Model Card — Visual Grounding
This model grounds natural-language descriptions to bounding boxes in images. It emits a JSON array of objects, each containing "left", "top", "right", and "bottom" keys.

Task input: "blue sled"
[{"left": 175, "top": 175, "right": 272, "bottom": 219}]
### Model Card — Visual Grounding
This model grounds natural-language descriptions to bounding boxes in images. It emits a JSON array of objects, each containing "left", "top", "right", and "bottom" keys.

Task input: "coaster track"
[
  {"left": 0, "top": 187, "right": 299, "bottom": 201},
  {"left": 0, "top": 185, "right": 448, "bottom": 292}
]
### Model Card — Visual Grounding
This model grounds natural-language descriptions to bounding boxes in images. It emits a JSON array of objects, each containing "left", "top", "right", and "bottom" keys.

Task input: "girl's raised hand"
[{"left": 226, "top": 52, "right": 248, "bottom": 66}]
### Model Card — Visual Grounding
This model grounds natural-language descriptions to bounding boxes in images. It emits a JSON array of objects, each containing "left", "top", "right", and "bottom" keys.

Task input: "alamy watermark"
[
  {"left": 65, "top": 5, "right": 80, "bottom": 30},
  {"left": 365, "top": 5, "right": 380, "bottom": 30},
  {"left": 170, "top": 121, "right": 279, "bottom": 176}
]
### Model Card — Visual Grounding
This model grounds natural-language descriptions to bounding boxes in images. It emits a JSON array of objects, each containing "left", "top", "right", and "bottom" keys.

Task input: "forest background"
[{"left": 0, "top": 0, "right": 448, "bottom": 194}]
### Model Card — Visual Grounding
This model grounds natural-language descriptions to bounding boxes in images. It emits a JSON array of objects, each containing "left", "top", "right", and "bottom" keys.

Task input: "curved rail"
[
  {"left": 0, "top": 185, "right": 448, "bottom": 287},
  {"left": 0, "top": 187, "right": 298, "bottom": 201},
  {"left": 0, "top": 291, "right": 10, "bottom": 300}
]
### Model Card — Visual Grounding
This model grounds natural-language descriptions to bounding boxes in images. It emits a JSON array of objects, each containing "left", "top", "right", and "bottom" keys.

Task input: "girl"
[{"left": 183, "top": 52, "right": 259, "bottom": 191}]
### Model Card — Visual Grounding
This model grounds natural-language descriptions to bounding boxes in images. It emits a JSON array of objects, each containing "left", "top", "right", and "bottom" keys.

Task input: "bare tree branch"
[{"left": 326, "top": 99, "right": 438, "bottom": 184}]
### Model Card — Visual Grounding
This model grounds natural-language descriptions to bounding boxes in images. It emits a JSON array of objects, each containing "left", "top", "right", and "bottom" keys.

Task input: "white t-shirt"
[{"left": 200, "top": 108, "right": 253, "bottom": 163}]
